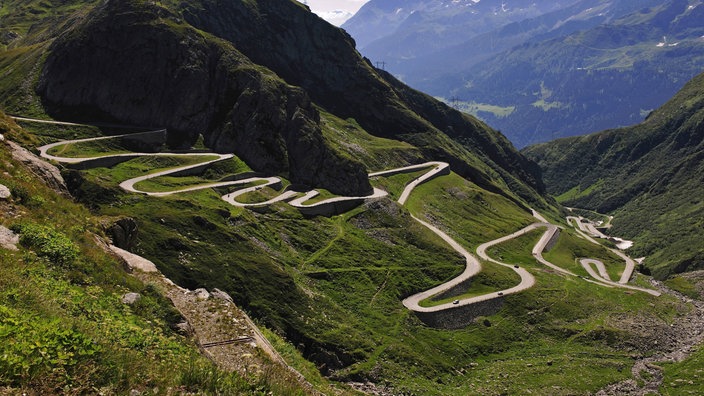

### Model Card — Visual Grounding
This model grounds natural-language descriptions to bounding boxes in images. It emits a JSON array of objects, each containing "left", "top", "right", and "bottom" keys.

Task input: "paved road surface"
[
  {"left": 580, "top": 259, "right": 660, "bottom": 296},
  {"left": 38, "top": 130, "right": 393, "bottom": 210},
  {"left": 567, "top": 216, "right": 636, "bottom": 285},
  {"left": 29, "top": 118, "right": 659, "bottom": 315}
]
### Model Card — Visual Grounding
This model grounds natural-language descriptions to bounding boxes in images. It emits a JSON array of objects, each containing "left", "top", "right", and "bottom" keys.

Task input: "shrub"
[
  {"left": 0, "top": 305, "right": 100, "bottom": 386},
  {"left": 10, "top": 222, "right": 80, "bottom": 266}
]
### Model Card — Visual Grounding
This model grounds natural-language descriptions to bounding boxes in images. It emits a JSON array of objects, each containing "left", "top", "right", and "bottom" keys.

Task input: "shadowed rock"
[{"left": 37, "top": 0, "right": 371, "bottom": 196}]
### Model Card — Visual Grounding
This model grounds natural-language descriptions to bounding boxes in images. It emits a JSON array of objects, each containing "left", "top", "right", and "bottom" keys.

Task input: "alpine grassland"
[
  {"left": 524, "top": 71, "right": 704, "bottom": 279},
  {"left": 660, "top": 345, "right": 704, "bottom": 394},
  {"left": 0, "top": 113, "right": 311, "bottom": 394},
  {"left": 1, "top": 0, "right": 701, "bottom": 393},
  {"left": 319, "top": 111, "right": 423, "bottom": 172},
  {"left": 543, "top": 229, "right": 628, "bottom": 281},
  {"left": 21, "top": 114, "right": 686, "bottom": 394}
]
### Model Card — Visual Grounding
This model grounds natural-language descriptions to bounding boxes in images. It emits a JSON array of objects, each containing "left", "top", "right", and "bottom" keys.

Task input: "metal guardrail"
[{"left": 200, "top": 336, "right": 254, "bottom": 348}]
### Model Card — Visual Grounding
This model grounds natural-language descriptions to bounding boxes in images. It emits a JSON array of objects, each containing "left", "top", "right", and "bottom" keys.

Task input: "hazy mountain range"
[{"left": 344, "top": 0, "right": 704, "bottom": 147}]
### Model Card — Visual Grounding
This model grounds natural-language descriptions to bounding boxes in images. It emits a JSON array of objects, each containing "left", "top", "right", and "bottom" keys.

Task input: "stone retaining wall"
[
  {"left": 68, "top": 154, "right": 142, "bottom": 170},
  {"left": 544, "top": 228, "right": 560, "bottom": 252},
  {"left": 413, "top": 297, "right": 505, "bottom": 329}
]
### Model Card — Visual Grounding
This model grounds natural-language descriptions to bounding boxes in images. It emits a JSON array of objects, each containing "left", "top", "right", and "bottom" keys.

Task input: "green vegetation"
[
  {"left": 81, "top": 155, "right": 218, "bottom": 189},
  {"left": 544, "top": 229, "right": 626, "bottom": 281},
  {"left": 555, "top": 180, "right": 605, "bottom": 203},
  {"left": 439, "top": 99, "right": 516, "bottom": 119},
  {"left": 2, "top": 0, "right": 700, "bottom": 392},
  {"left": 660, "top": 346, "right": 704, "bottom": 395},
  {"left": 130, "top": 155, "right": 254, "bottom": 193},
  {"left": 663, "top": 276, "right": 700, "bottom": 300},
  {"left": 406, "top": 172, "right": 535, "bottom": 248},
  {"left": 0, "top": 0, "right": 101, "bottom": 116},
  {"left": 370, "top": 167, "right": 430, "bottom": 200},
  {"left": 46, "top": 138, "right": 133, "bottom": 158},
  {"left": 10, "top": 222, "right": 80, "bottom": 266},
  {"left": 487, "top": 228, "right": 544, "bottom": 267},
  {"left": 525, "top": 71, "right": 704, "bottom": 278},
  {"left": 0, "top": 115, "right": 310, "bottom": 394},
  {"left": 419, "top": 263, "right": 522, "bottom": 307},
  {"left": 4, "top": 105, "right": 695, "bottom": 394},
  {"left": 320, "top": 111, "right": 423, "bottom": 172},
  {"left": 13, "top": 119, "right": 109, "bottom": 142},
  {"left": 567, "top": 208, "right": 611, "bottom": 226},
  {"left": 0, "top": 45, "right": 44, "bottom": 115}
]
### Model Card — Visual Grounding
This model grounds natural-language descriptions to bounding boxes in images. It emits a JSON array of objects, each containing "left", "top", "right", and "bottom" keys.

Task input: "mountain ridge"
[
  {"left": 181, "top": 0, "right": 547, "bottom": 201},
  {"left": 37, "top": 0, "right": 374, "bottom": 196},
  {"left": 344, "top": 0, "right": 704, "bottom": 147},
  {"left": 523, "top": 71, "right": 704, "bottom": 278},
  {"left": 0, "top": 0, "right": 548, "bottom": 206},
  {"left": 2, "top": 0, "right": 703, "bottom": 394}
]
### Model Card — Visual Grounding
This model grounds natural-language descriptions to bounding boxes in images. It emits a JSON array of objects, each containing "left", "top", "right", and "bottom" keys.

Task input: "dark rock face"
[
  {"left": 182, "top": 0, "right": 429, "bottom": 139},
  {"left": 37, "top": 0, "right": 371, "bottom": 196},
  {"left": 181, "top": 0, "right": 545, "bottom": 199},
  {"left": 106, "top": 217, "right": 138, "bottom": 251}
]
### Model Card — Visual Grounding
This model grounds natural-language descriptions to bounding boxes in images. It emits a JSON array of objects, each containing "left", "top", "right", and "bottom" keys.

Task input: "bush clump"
[
  {"left": 0, "top": 305, "right": 100, "bottom": 387},
  {"left": 11, "top": 222, "right": 80, "bottom": 266}
]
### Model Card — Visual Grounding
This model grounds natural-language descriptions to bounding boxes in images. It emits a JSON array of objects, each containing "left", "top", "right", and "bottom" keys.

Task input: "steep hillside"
[
  {"left": 0, "top": 112, "right": 312, "bottom": 394},
  {"left": 0, "top": 0, "right": 546, "bottom": 206},
  {"left": 3, "top": 0, "right": 699, "bottom": 394},
  {"left": 37, "top": 0, "right": 375, "bottom": 197},
  {"left": 14, "top": 112, "right": 696, "bottom": 395},
  {"left": 524, "top": 71, "right": 704, "bottom": 278},
  {"left": 179, "top": 0, "right": 546, "bottom": 202}
]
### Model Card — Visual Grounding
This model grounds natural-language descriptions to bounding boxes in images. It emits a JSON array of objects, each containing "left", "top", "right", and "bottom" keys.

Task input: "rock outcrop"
[
  {"left": 37, "top": 0, "right": 371, "bottom": 196},
  {"left": 181, "top": 0, "right": 545, "bottom": 201},
  {"left": 0, "top": 184, "right": 10, "bottom": 200},
  {"left": 8, "top": 141, "right": 68, "bottom": 195},
  {"left": 104, "top": 217, "right": 138, "bottom": 251},
  {"left": 0, "top": 225, "right": 19, "bottom": 251},
  {"left": 121, "top": 292, "right": 141, "bottom": 305}
]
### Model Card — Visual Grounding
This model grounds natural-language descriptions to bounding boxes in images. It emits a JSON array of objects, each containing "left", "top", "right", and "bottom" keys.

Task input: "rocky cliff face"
[
  {"left": 19, "top": 0, "right": 546, "bottom": 203},
  {"left": 37, "top": 0, "right": 371, "bottom": 196},
  {"left": 181, "top": 0, "right": 545, "bottom": 200}
]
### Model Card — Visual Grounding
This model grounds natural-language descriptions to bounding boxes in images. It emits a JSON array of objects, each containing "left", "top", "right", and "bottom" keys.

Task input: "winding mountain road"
[
  {"left": 36, "top": 127, "right": 390, "bottom": 211},
  {"left": 567, "top": 216, "right": 637, "bottom": 285},
  {"left": 24, "top": 116, "right": 659, "bottom": 318}
]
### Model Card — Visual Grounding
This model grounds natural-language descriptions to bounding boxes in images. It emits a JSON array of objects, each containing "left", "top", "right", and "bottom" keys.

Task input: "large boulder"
[
  {"left": 8, "top": 141, "right": 68, "bottom": 195},
  {"left": 0, "top": 184, "right": 10, "bottom": 199},
  {"left": 105, "top": 217, "right": 138, "bottom": 250},
  {"left": 0, "top": 225, "right": 19, "bottom": 251}
]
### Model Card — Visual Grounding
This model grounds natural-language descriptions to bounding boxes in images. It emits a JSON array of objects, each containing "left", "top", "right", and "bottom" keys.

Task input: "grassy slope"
[
  {"left": 319, "top": 111, "right": 424, "bottom": 172},
  {"left": 9, "top": 111, "right": 696, "bottom": 394},
  {"left": 0, "top": 1, "right": 695, "bottom": 394},
  {"left": 660, "top": 344, "right": 704, "bottom": 394},
  {"left": 0, "top": 1, "right": 99, "bottom": 116},
  {"left": 0, "top": 113, "right": 310, "bottom": 394},
  {"left": 523, "top": 71, "right": 704, "bottom": 278}
]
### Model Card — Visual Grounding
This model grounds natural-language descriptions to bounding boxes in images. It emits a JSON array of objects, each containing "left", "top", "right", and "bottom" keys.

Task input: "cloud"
[
  {"left": 296, "top": 0, "right": 369, "bottom": 26},
  {"left": 316, "top": 10, "right": 355, "bottom": 26}
]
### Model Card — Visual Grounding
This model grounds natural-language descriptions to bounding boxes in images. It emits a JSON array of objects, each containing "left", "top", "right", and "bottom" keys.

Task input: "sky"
[{"left": 297, "top": 0, "right": 370, "bottom": 26}]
